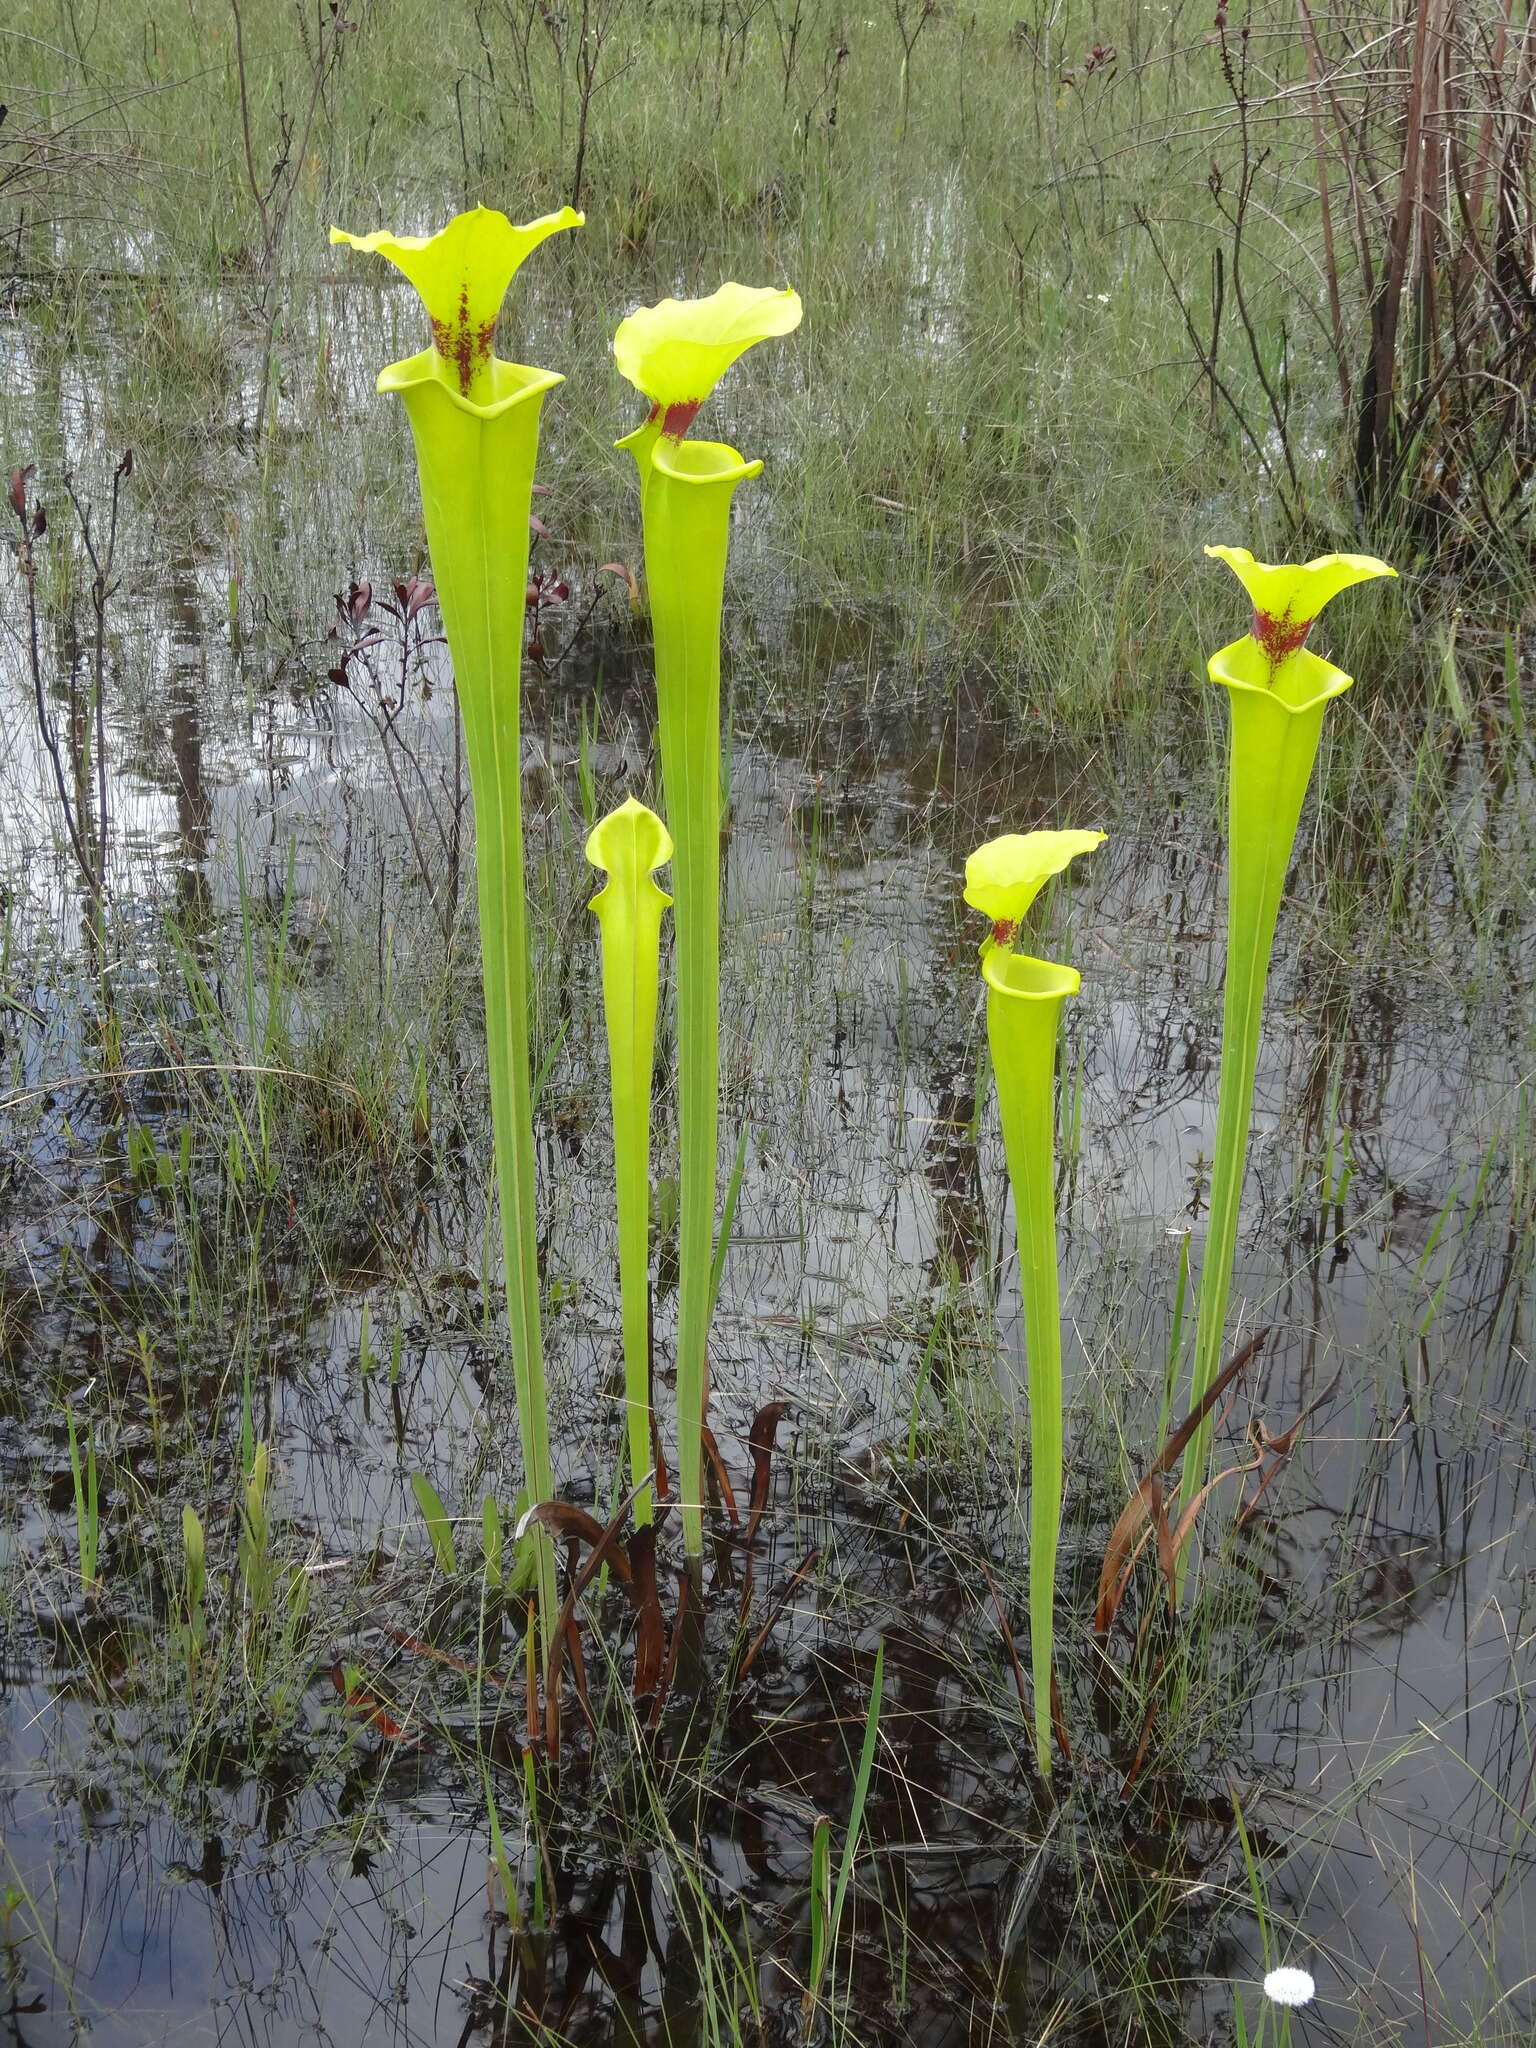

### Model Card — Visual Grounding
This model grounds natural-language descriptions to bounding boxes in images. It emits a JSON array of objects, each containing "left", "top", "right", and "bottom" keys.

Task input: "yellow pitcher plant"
[
  {"left": 614, "top": 282, "right": 802, "bottom": 1559},
  {"left": 330, "top": 203, "right": 582, "bottom": 1644},
  {"left": 967, "top": 827, "right": 1105, "bottom": 1774},
  {"left": 1183, "top": 545, "right": 1395, "bottom": 1532},
  {"left": 586, "top": 798, "right": 674, "bottom": 1526}
]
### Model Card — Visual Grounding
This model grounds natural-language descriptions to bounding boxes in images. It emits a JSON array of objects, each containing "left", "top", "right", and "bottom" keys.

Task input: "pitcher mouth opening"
[
  {"left": 982, "top": 951, "right": 1080, "bottom": 1002},
  {"left": 1207, "top": 635, "right": 1353, "bottom": 715},
  {"left": 376, "top": 348, "right": 563, "bottom": 418},
  {"left": 649, "top": 437, "right": 764, "bottom": 487}
]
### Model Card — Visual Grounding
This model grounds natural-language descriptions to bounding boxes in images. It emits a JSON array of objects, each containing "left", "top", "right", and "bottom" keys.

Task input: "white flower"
[{"left": 1263, "top": 1967, "right": 1315, "bottom": 2008}]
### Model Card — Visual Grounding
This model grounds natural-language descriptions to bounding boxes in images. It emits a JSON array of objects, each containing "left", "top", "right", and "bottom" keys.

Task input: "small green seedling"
[
  {"left": 180, "top": 1504, "right": 206, "bottom": 1665},
  {"left": 65, "top": 1402, "right": 100, "bottom": 1595},
  {"left": 410, "top": 1472, "right": 458, "bottom": 1574}
]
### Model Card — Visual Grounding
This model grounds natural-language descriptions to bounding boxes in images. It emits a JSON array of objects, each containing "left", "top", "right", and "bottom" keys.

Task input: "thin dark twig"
[
  {"left": 1134, "top": 206, "right": 1280, "bottom": 496},
  {"left": 10, "top": 482, "right": 94, "bottom": 887}
]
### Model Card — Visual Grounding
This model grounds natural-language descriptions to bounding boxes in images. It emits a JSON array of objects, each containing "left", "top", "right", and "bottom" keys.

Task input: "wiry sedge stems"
[
  {"left": 586, "top": 797, "right": 674, "bottom": 1525},
  {"left": 966, "top": 829, "right": 1104, "bottom": 1776},
  {"left": 1184, "top": 546, "right": 1395, "bottom": 1542},
  {"left": 330, "top": 205, "right": 583, "bottom": 1651},
  {"left": 614, "top": 284, "right": 801, "bottom": 1559}
]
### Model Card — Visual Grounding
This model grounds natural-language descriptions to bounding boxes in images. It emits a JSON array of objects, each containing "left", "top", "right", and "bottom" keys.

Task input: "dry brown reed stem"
[{"left": 1305, "top": 0, "right": 1536, "bottom": 530}]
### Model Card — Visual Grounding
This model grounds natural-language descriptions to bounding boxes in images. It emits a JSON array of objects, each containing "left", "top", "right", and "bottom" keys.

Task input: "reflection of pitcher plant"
[
  {"left": 1184, "top": 547, "right": 1395, "bottom": 1521},
  {"left": 614, "top": 284, "right": 802, "bottom": 1560},
  {"left": 967, "top": 829, "right": 1104, "bottom": 1774},
  {"left": 330, "top": 205, "right": 582, "bottom": 1641}
]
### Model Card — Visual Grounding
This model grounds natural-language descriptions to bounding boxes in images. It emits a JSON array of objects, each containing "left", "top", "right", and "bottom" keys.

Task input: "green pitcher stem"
[
  {"left": 472, "top": 782, "right": 554, "bottom": 1522},
  {"left": 985, "top": 948, "right": 1078, "bottom": 1777},
  {"left": 1184, "top": 671, "right": 1335, "bottom": 1525},
  {"left": 391, "top": 355, "right": 561, "bottom": 1644},
  {"left": 628, "top": 434, "right": 761, "bottom": 1559},
  {"left": 613, "top": 948, "right": 659, "bottom": 1525}
]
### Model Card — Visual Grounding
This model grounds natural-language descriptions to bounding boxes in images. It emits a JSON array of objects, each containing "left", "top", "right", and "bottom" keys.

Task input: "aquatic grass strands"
[
  {"left": 1184, "top": 546, "right": 1395, "bottom": 1534},
  {"left": 330, "top": 204, "right": 583, "bottom": 1647},
  {"left": 614, "top": 282, "right": 802, "bottom": 1560},
  {"left": 586, "top": 798, "right": 674, "bottom": 1525},
  {"left": 966, "top": 828, "right": 1104, "bottom": 1775}
]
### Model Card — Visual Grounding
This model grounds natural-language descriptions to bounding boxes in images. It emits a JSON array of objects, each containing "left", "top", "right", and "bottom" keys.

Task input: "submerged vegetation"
[{"left": 1, "top": 2, "right": 1535, "bottom": 2045}]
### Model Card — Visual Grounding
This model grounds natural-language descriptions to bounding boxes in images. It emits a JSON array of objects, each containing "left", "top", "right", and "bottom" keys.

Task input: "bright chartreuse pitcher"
[
  {"left": 586, "top": 797, "right": 674, "bottom": 1526},
  {"left": 1184, "top": 545, "right": 1395, "bottom": 1530},
  {"left": 330, "top": 203, "right": 582, "bottom": 1642},
  {"left": 967, "top": 827, "right": 1104, "bottom": 1774},
  {"left": 614, "top": 283, "right": 801, "bottom": 1560}
]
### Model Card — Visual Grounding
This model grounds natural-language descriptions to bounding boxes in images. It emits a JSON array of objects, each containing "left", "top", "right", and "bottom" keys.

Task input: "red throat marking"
[
  {"left": 431, "top": 284, "right": 495, "bottom": 395},
  {"left": 1253, "top": 607, "right": 1314, "bottom": 664},
  {"left": 661, "top": 399, "right": 702, "bottom": 439}
]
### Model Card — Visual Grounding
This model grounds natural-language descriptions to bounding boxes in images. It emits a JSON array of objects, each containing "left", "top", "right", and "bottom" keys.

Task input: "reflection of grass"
[{"left": 118, "top": 287, "right": 234, "bottom": 430}]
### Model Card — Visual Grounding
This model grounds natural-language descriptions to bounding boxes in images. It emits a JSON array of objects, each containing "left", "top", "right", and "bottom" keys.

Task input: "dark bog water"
[{"left": 1, "top": 293, "right": 1533, "bottom": 2048}]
